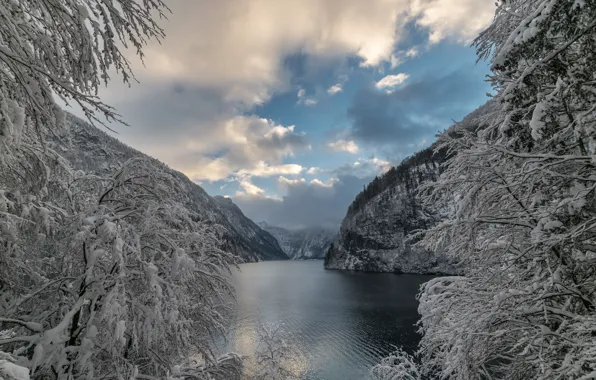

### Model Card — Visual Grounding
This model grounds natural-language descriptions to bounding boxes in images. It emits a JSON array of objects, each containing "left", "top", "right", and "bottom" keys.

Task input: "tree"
[
  {"left": 1, "top": 156, "right": 242, "bottom": 380},
  {"left": 252, "top": 323, "right": 299, "bottom": 380},
  {"left": 414, "top": 0, "right": 596, "bottom": 378},
  {"left": 370, "top": 348, "right": 421, "bottom": 380},
  {"left": 0, "top": 0, "right": 168, "bottom": 139},
  {"left": 1, "top": 2, "right": 244, "bottom": 379}
]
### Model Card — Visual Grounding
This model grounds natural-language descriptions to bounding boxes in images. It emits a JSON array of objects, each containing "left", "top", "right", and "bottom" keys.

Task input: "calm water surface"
[{"left": 222, "top": 260, "right": 434, "bottom": 380}]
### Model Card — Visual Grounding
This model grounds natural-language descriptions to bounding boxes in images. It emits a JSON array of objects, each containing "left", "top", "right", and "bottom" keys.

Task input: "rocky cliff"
[
  {"left": 324, "top": 101, "right": 496, "bottom": 273},
  {"left": 53, "top": 114, "right": 288, "bottom": 262},
  {"left": 213, "top": 197, "right": 289, "bottom": 260},
  {"left": 258, "top": 222, "right": 336, "bottom": 260}
]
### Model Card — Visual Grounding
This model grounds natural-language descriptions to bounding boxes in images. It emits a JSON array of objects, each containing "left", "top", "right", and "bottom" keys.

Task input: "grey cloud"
[
  {"left": 234, "top": 175, "right": 372, "bottom": 230},
  {"left": 347, "top": 69, "right": 489, "bottom": 149}
]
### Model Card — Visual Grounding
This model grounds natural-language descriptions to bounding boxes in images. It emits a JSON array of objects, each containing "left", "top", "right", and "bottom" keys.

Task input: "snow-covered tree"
[
  {"left": 0, "top": 0, "right": 168, "bottom": 143},
  {"left": 252, "top": 323, "right": 299, "bottom": 380},
  {"left": 0, "top": 3, "right": 247, "bottom": 378},
  {"left": 414, "top": 0, "right": 596, "bottom": 378},
  {"left": 1, "top": 156, "right": 242, "bottom": 379},
  {"left": 370, "top": 348, "right": 421, "bottom": 380}
]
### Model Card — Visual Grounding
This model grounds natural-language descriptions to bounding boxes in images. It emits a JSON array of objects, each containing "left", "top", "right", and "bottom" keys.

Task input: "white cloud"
[
  {"left": 375, "top": 73, "right": 410, "bottom": 90},
  {"left": 180, "top": 116, "right": 309, "bottom": 181},
  {"left": 239, "top": 177, "right": 267, "bottom": 196},
  {"left": 239, "top": 162, "right": 304, "bottom": 177},
  {"left": 328, "top": 139, "right": 360, "bottom": 154},
  {"left": 117, "top": 0, "right": 495, "bottom": 107},
  {"left": 410, "top": 0, "right": 495, "bottom": 44},
  {"left": 87, "top": 0, "right": 496, "bottom": 208},
  {"left": 122, "top": 0, "right": 420, "bottom": 107},
  {"left": 306, "top": 167, "right": 320, "bottom": 175},
  {"left": 390, "top": 47, "right": 421, "bottom": 68},
  {"left": 327, "top": 84, "right": 343, "bottom": 95},
  {"left": 278, "top": 176, "right": 307, "bottom": 188},
  {"left": 234, "top": 173, "right": 371, "bottom": 229},
  {"left": 297, "top": 88, "right": 317, "bottom": 106},
  {"left": 310, "top": 178, "right": 339, "bottom": 188},
  {"left": 334, "top": 156, "right": 393, "bottom": 177}
]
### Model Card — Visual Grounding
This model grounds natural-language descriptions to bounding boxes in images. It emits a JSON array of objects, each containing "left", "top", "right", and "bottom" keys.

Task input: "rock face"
[
  {"left": 324, "top": 147, "right": 455, "bottom": 274},
  {"left": 324, "top": 102, "right": 496, "bottom": 274},
  {"left": 213, "top": 197, "right": 288, "bottom": 260},
  {"left": 258, "top": 222, "right": 336, "bottom": 260},
  {"left": 54, "top": 114, "right": 288, "bottom": 262}
]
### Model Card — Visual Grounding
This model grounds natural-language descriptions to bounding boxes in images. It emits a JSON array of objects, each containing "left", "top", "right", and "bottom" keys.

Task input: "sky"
[{"left": 83, "top": 0, "right": 497, "bottom": 230}]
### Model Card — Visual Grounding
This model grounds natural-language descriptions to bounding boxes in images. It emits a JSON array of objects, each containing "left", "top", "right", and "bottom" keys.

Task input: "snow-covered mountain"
[
  {"left": 212, "top": 196, "right": 289, "bottom": 260},
  {"left": 53, "top": 114, "right": 288, "bottom": 262},
  {"left": 324, "top": 102, "right": 496, "bottom": 274},
  {"left": 258, "top": 222, "right": 336, "bottom": 260},
  {"left": 323, "top": 146, "right": 455, "bottom": 274}
]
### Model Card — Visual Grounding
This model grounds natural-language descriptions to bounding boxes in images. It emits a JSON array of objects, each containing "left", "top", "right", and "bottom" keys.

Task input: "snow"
[
  {"left": 529, "top": 101, "right": 546, "bottom": 140},
  {"left": 258, "top": 222, "right": 336, "bottom": 260},
  {"left": 115, "top": 321, "right": 126, "bottom": 346},
  {"left": 0, "top": 361, "right": 30, "bottom": 380}
]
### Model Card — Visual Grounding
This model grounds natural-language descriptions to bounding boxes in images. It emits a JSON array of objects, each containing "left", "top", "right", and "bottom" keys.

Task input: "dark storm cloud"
[
  {"left": 234, "top": 175, "right": 372, "bottom": 230},
  {"left": 347, "top": 69, "right": 489, "bottom": 146}
]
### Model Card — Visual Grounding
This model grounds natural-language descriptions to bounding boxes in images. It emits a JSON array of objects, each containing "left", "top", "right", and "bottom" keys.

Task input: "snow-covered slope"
[
  {"left": 52, "top": 114, "right": 288, "bottom": 262},
  {"left": 324, "top": 147, "right": 455, "bottom": 274},
  {"left": 212, "top": 196, "right": 288, "bottom": 260},
  {"left": 258, "top": 222, "right": 336, "bottom": 260},
  {"left": 324, "top": 102, "right": 496, "bottom": 274}
]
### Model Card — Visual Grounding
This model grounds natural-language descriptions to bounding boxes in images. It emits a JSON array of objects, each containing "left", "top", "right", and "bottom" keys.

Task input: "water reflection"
[{"left": 223, "top": 261, "right": 434, "bottom": 380}]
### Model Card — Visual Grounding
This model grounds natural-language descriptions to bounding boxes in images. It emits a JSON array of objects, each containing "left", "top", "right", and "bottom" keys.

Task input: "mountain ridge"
[
  {"left": 258, "top": 222, "right": 336, "bottom": 260},
  {"left": 324, "top": 101, "right": 497, "bottom": 273},
  {"left": 55, "top": 113, "right": 288, "bottom": 262}
]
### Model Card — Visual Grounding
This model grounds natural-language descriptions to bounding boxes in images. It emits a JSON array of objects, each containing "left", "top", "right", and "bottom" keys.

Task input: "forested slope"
[
  {"left": 325, "top": 101, "right": 496, "bottom": 273},
  {"left": 55, "top": 114, "right": 288, "bottom": 262}
]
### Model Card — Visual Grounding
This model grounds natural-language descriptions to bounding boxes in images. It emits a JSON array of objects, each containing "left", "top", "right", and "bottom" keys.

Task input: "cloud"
[
  {"left": 333, "top": 156, "right": 393, "bottom": 177},
  {"left": 327, "top": 84, "right": 343, "bottom": 95},
  {"left": 375, "top": 73, "right": 410, "bottom": 91},
  {"left": 278, "top": 176, "right": 307, "bottom": 188},
  {"left": 234, "top": 174, "right": 373, "bottom": 229},
  {"left": 410, "top": 0, "right": 495, "bottom": 44},
  {"left": 390, "top": 47, "right": 420, "bottom": 68},
  {"left": 327, "top": 139, "right": 360, "bottom": 154},
  {"left": 239, "top": 162, "right": 304, "bottom": 177},
  {"left": 347, "top": 69, "right": 490, "bottom": 153},
  {"left": 238, "top": 177, "right": 267, "bottom": 197},
  {"left": 297, "top": 88, "right": 318, "bottom": 106},
  {"left": 78, "top": 0, "right": 497, "bottom": 231},
  {"left": 118, "top": 0, "right": 494, "bottom": 107},
  {"left": 175, "top": 115, "right": 309, "bottom": 181},
  {"left": 123, "top": 0, "right": 416, "bottom": 107}
]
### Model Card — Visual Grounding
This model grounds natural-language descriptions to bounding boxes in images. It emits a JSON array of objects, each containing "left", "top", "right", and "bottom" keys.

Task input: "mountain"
[
  {"left": 212, "top": 196, "right": 288, "bottom": 260},
  {"left": 52, "top": 114, "right": 288, "bottom": 262},
  {"left": 324, "top": 101, "right": 496, "bottom": 274},
  {"left": 258, "top": 222, "right": 336, "bottom": 260}
]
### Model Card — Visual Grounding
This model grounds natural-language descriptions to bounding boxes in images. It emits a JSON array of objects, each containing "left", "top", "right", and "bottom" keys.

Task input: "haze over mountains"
[{"left": 258, "top": 222, "right": 336, "bottom": 260}]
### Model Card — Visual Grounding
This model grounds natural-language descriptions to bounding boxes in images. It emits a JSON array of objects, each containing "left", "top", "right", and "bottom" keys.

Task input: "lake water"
[{"left": 223, "top": 260, "right": 434, "bottom": 379}]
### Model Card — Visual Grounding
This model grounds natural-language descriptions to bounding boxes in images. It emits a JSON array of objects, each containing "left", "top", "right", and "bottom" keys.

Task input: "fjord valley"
[{"left": 3, "top": 1, "right": 596, "bottom": 380}]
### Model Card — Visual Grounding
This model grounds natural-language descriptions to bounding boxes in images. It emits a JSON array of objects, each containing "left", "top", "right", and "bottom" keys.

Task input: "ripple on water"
[{"left": 221, "top": 260, "right": 435, "bottom": 380}]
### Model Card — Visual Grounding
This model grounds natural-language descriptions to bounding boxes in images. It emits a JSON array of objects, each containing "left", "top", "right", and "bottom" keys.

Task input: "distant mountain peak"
[{"left": 258, "top": 223, "right": 337, "bottom": 260}]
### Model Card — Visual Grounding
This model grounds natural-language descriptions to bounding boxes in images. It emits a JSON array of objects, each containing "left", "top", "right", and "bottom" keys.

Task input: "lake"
[{"left": 222, "top": 260, "right": 434, "bottom": 379}]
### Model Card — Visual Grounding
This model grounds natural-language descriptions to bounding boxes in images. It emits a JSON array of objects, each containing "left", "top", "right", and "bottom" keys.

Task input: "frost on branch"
[
  {"left": 0, "top": 0, "right": 168, "bottom": 145},
  {"left": 252, "top": 323, "right": 301, "bottom": 380},
  {"left": 414, "top": 0, "right": 596, "bottom": 378},
  {"left": 370, "top": 348, "right": 421, "bottom": 380},
  {"left": 0, "top": 155, "right": 242, "bottom": 380}
]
